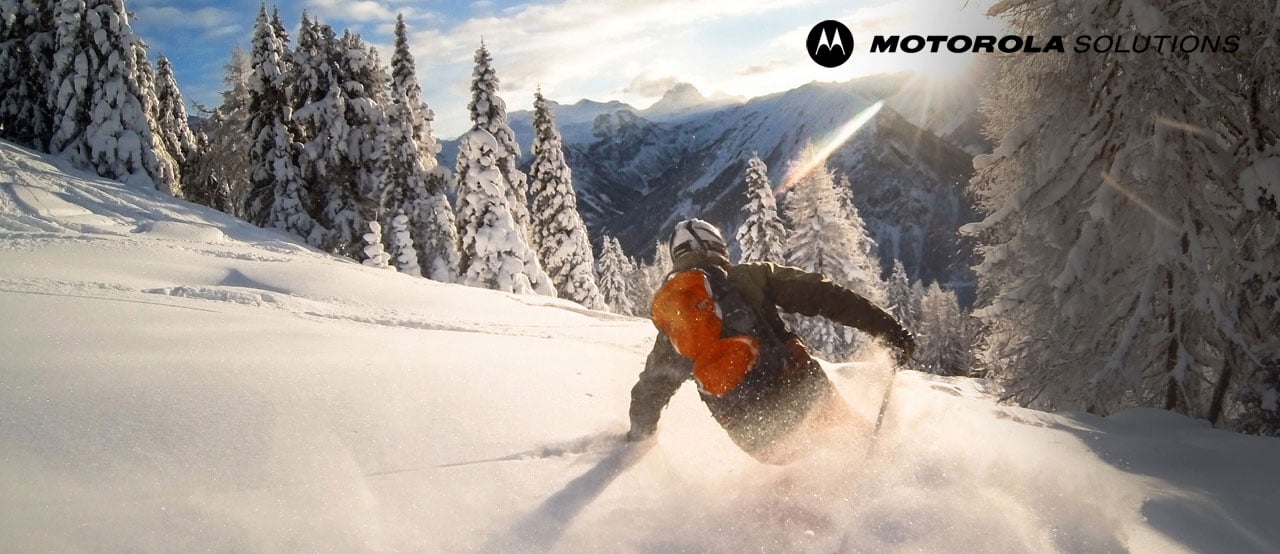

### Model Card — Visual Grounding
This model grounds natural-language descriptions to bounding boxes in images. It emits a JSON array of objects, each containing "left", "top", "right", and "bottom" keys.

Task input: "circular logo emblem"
[{"left": 806, "top": 20, "right": 854, "bottom": 68}]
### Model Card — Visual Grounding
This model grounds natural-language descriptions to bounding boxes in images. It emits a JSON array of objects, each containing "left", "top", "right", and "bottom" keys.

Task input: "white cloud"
[
  {"left": 133, "top": 6, "right": 235, "bottom": 30},
  {"left": 303, "top": 0, "right": 398, "bottom": 23}
]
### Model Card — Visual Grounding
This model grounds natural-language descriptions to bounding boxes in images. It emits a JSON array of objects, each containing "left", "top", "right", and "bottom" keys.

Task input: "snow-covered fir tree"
[
  {"left": 362, "top": 220, "right": 391, "bottom": 269},
  {"left": 391, "top": 15, "right": 457, "bottom": 282},
  {"left": 382, "top": 13, "right": 457, "bottom": 281},
  {"left": 152, "top": 55, "right": 195, "bottom": 181},
  {"left": 244, "top": 4, "right": 325, "bottom": 246},
  {"left": 131, "top": 44, "right": 180, "bottom": 196},
  {"left": 781, "top": 144, "right": 885, "bottom": 360},
  {"left": 185, "top": 46, "right": 252, "bottom": 216},
  {"left": 288, "top": 16, "right": 352, "bottom": 249},
  {"left": 597, "top": 236, "right": 635, "bottom": 316},
  {"left": 468, "top": 42, "right": 531, "bottom": 237},
  {"left": 0, "top": 0, "right": 54, "bottom": 149},
  {"left": 47, "top": 0, "right": 169, "bottom": 192},
  {"left": 528, "top": 90, "right": 605, "bottom": 310},
  {"left": 290, "top": 21, "right": 390, "bottom": 259},
  {"left": 916, "top": 282, "right": 974, "bottom": 377},
  {"left": 454, "top": 128, "right": 553, "bottom": 295},
  {"left": 885, "top": 259, "right": 918, "bottom": 334},
  {"left": 834, "top": 174, "right": 884, "bottom": 304},
  {"left": 390, "top": 14, "right": 441, "bottom": 167},
  {"left": 387, "top": 211, "right": 421, "bottom": 276},
  {"left": 628, "top": 242, "right": 674, "bottom": 318},
  {"left": 968, "top": 0, "right": 1279, "bottom": 432},
  {"left": 735, "top": 153, "right": 787, "bottom": 263}
]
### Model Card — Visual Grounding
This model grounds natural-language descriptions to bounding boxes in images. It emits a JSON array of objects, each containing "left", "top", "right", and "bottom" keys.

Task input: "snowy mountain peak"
[{"left": 642, "top": 82, "right": 741, "bottom": 121}]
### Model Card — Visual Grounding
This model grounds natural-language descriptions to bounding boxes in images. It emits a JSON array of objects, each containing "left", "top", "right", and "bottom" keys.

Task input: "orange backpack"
[{"left": 651, "top": 269, "right": 761, "bottom": 396}]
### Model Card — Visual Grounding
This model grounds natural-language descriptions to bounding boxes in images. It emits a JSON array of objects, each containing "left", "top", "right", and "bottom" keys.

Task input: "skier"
[{"left": 626, "top": 219, "right": 915, "bottom": 464}]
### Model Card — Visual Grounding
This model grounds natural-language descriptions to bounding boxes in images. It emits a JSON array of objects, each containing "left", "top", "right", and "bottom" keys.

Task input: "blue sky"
[{"left": 126, "top": 0, "right": 1002, "bottom": 138}]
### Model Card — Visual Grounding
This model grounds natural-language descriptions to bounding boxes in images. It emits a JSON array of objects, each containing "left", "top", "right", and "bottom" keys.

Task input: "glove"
[{"left": 888, "top": 328, "right": 916, "bottom": 365}]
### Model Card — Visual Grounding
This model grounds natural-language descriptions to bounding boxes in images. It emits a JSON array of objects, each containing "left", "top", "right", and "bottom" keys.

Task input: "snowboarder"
[{"left": 626, "top": 219, "right": 915, "bottom": 464}]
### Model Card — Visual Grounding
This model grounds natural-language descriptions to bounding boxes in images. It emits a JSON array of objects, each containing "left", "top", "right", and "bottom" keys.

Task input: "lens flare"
[{"left": 775, "top": 100, "right": 885, "bottom": 195}]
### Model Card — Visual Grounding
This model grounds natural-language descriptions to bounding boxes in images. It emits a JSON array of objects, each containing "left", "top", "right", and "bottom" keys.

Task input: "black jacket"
[{"left": 628, "top": 262, "right": 910, "bottom": 456}]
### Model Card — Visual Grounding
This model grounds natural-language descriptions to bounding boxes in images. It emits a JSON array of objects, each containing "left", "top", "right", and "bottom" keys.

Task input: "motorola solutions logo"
[{"left": 807, "top": 20, "right": 853, "bottom": 68}]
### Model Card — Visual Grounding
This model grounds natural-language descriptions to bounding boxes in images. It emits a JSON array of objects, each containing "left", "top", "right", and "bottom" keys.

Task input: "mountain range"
[{"left": 442, "top": 68, "right": 991, "bottom": 295}]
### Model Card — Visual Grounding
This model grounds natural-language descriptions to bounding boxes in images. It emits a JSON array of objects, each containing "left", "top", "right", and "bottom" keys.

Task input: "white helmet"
[{"left": 669, "top": 219, "right": 729, "bottom": 268}]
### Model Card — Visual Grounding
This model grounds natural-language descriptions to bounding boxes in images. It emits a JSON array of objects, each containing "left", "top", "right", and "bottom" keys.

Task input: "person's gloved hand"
[{"left": 888, "top": 328, "right": 916, "bottom": 365}]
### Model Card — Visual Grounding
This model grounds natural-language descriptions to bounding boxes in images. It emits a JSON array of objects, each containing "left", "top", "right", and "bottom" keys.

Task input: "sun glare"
[{"left": 776, "top": 100, "right": 886, "bottom": 195}]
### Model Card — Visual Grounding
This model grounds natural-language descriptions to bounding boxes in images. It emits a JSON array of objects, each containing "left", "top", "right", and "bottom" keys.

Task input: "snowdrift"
[{"left": 1, "top": 140, "right": 1277, "bottom": 553}]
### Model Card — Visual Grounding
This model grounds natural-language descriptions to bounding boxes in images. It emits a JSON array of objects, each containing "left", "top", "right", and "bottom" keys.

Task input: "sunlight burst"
[{"left": 776, "top": 100, "right": 885, "bottom": 196}]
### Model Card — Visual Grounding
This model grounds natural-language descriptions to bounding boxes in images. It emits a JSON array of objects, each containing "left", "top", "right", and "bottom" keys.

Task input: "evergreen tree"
[
  {"left": 916, "top": 283, "right": 974, "bottom": 376},
  {"left": 362, "top": 220, "right": 390, "bottom": 269},
  {"left": 329, "top": 30, "right": 390, "bottom": 258},
  {"left": 597, "top": 236, "right": 635, "bottom": 316},
  {"left": 48, "top": 0, "right": 168, "bottom": 192},
  {"left": 290, "top": 21, "right": 388, "bottom": 259},
  {"left": 187, "top": 45, "right": 252, "bottom": 216},
  {"left": 387, "top": 211, "right": 421, "bottom": 276},
  {"left": 454, "top": 128, "right": 553, "bottom": 295},
  {"left": 468, "top": 42, "right": 531, "bottom": 237},
  {"left": 390, "top": 13, "right": 440, "bottom": 164},
  {"left": 244, "top": 4, "right": 325, "bottom": 246},
  {"left": 153, "top": 54, "right": 196, "bottom": 178},
  {"left": 417, "top": 188, "right": 460, "bottom": 282},
  {"left": 132, "top": 45, "right": 180, "bottom": 196},
  {"left": 384, "top": 13, "right": 457, "bottom": 282},
  {"left": 735, "top": 153, "right": 787, "bottom": 263},
  {"left": 885, "top": 259, "right": 917, "bottom": 334},
  {"left": 529, "top": 90, "right": 605, "bottom": 309},
  {"left": 0, "top": 0, "right": 54, "bottom": 149},
  {"left": 781, "top": 144, "right": 884, "bottom": 360},
  {"left": 968, "top": 0, "right": 1279, "bottom": 430}
]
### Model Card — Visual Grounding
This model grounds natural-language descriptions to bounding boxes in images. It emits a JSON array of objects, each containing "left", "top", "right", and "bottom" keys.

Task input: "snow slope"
[{"left": 1, "top": 140, "right": 1278, "bottom": 553}]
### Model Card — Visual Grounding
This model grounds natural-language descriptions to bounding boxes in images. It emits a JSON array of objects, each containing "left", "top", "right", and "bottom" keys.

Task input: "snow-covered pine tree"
[
  {"left": 885, "top": 259, "right": 917, "bottom": 334},
  {"left": 735, "top": 153, "right": 787, "bottom": 263},
  {"left": 288, "top": 16, "right": 352, "bottom": 248},
  {"left": 916, "top": 282, "right": 974, "bottom": 376},
  {"left": 968, "top": 0, "right": 1279, "bottom": 430},
  {"left": 417, "top": 189, "right": 460, "bottom": 282},
  {"left": 597, "top": 236, "right": 635, "bottom": 316},
  {"left": 182, "top": 129, "right": 212, "bottom": 207},
  {"left": 378, "top": 90, "right": 426, "bottom": 279},
  {"left": 468, "top": 42, "right": 531, "bottom": 238},
  {"left": 331, "top": 30, "right": 391, "bottom": 258},
  {"left": 781, "top": 144, "right": 884, "bottom": 360},
  {"left": 362, "top": 220, "right": 391, "bottom": 269},
  {"left": 528, "top": 90, "right": 605, "bottom": 309},
  {"left": 269, "top": 6, "right": 289, "bottom": 49},
  {"left": 132, "top": 44, "right": 181, "bottom": 196},
  {"left": 388, "top": 13, "right": 457, "bottom": 283},
  {"left": 387, "top": 211, "right": 421, "bottom": 276},
  {"left": 646, "top": 240, "right": 673, "bottom": 294},
  {"left": 47, "top": 0, "right": 169, "bottom": 192},
  {"left": 186, "top": 45, "right": 252, "bottom": 216},
  {"left": 390, "top": 14, "right": 440, "bottom": 165},
  {"left": 454, "top": 128, "right": 554, "bottom": 295},
  {"left": 244, "top": 4, "right": 325, "bottom": 246},
  {"left": 0, "top": 0, "right": 54, "bottom": 150},
  {"left": 291, "top": 21, "right": 388, "bottom": 259},
  {"left": 153, "top": 54, "right": 196, "bottom": 181},
  {"left": 836, "top": 174, "right": 885, "bottom": 305}
]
